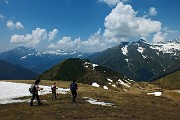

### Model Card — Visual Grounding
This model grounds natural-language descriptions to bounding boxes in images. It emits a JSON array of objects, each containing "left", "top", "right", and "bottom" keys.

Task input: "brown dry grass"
[{"left": 0, "top": 80, "right": 180, "bottom": 120}]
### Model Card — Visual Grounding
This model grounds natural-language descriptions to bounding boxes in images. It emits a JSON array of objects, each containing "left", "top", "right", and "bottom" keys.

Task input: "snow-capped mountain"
[
  {"left": 88, "top": 39, "right": 180, "bottom": 81},
  {"left": 0, "top": 46, "right": 91, "bottom": 73}
]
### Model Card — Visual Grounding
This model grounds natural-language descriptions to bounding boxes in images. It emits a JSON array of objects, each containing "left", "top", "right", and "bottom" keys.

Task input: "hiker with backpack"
[
  {"left": 70, "top": 80, "right": 78, "bottom": 103},
  {"left": 30, "top": 79, "right": 43, "bottom": 106},
  {"left": 51, "top": 82, "right": 58, "bottom": 100}
]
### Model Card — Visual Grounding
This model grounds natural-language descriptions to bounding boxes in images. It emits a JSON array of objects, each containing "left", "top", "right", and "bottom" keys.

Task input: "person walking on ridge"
[
  {"left": 30, "top": 79, "right": 43, "bottom": 106},
  {"left": 51, "top": 82, "right": 58, "bottom": 100},
  {"left": 70, "top": 80, "right": 78, "bottom": 103}
]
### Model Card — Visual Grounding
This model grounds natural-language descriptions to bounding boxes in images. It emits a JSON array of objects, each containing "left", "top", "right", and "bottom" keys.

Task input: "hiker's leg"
[
  {"left": 71, "top": 91, "right": 74, "bottom": 102},
  {"left": 30, "top": 94, "right": 35, "bottom": 106},
  {"left": 52, "top": 93, "right": 54, "bottom": 100},
  {"left": 72, "top": 90, "right": 76, "bottom": 102},
  {"left": 36, "top": 94, "right": 42, "bottom": 105},
  {"left": 74, "top": 91, "right": 77, "bottom": 99},
  {"left": 74, "top": 91, "right": 77, "bottom": 102},
  {"left": 55, "top": 92, "right": 57, "bottom": 99}
]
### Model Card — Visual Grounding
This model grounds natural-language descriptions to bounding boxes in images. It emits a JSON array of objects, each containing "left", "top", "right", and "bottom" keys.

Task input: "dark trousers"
[
  {"left": 71, "top": 90, "right": 77, "bottom": 102},
  {"left": 30, "top": 93, "right": 42, "bottom": 106},
  {"left": 52, "top": 92, "right": 57, "bottom": 100}
]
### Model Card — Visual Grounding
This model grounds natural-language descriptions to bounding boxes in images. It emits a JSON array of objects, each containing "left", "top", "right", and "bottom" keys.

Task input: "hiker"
[
  {"left": 51, "top": 82, "right": 58, "bottom": 100},
  {"left": 30, "top": 79, "right": 43, "bottom": 106},
  {"left": 70, "top": 80, "right": 78, "bottom": 102}
]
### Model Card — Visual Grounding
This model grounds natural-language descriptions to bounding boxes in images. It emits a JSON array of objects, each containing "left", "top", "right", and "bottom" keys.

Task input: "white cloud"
[
  {"left": 98, "top": 0, "right": 121, "bottom": 6},
  {"left": 149, "top": 7, "right": 157, "bottom": 16},
  {"left": 103, "top": 2, "right": 161, "bottom": 42},
  {"left": 15, "top": 22, "right": 24, "bottom": 29},
  {"left": 98, "top": 0, "right": 129, "bottom": 6},
  {"left": 143, "top": 7, "right": 157, "bottom": 18},
  {"left": 48, "top": 29, "right": 107, "bottom": 53},
  {"left": 10, "top": 28, "right": 60, "bottom": 47},
  {"left": 7, "top": 20, "right": 24, "bottom": 29},
  {"left": 48, "top": 29, "right": 59, "bottom": 41},
  {"left": 11, "top": 28, "right": 48, "bottom": 47},
  {"left": 152, "top": 32, "right": 167, "bottom": 43},
  {"left": 7, "top": 20, "right": 14, "bottom": 29}
]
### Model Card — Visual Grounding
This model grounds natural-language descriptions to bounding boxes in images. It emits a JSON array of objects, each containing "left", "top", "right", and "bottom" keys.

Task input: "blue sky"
[{"left": 0, "top": 0, "right": 179, "bottom": 53}]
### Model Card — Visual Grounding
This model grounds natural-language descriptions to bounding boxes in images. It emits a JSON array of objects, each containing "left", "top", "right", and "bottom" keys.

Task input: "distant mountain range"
[
  {"left": 0, "top": 39, "right": 179, "bottom": 81},
  {"left": 88, "top": 39, "right": 180, "bottom": 81},
  {"left": 0, "top": 60, "right": 37, "bottom": 80},
  {"left": 0, "top": 46, "right": 91, "bottom": 74}
]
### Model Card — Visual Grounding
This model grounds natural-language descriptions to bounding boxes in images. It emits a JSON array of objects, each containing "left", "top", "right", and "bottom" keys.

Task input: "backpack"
[
  {"left": 70, "top": 83, "right": 76, "bottom": 91},
  {"left": 51, "top": 85, "right": 56, "bottom": 92},
  {"left": 29, "top": 84, "right": 36, "bottom": 93}
]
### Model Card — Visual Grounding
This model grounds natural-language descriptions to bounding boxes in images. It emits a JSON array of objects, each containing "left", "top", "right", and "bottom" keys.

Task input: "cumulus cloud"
[
  {"left": 11, "top": 28, "right": 48, "bottom": 46},
  {"left": 47, "top": 2, "right": 162, "bottom": 53},
  {"left": 48, "top": 29, "right": 59, "bottom": 41},
  {"left": 10, "top": 28, "right": 59, "bottom": 47},
  {"left": 98, "top": 0, "right": 129, "bottom": 6},
  {"left": 7, "top": 20, "right": 24, "bottom": 29},
  {"left": 48, "top": 29, "right": 106, "bottom": 53},
  {"left": 103, "top": 2, "right": 161, "bottom": 42},
  {"left": 149, "top": 7, "right": 157, "bottom": 16},
  {"left": 16, "top": 22, "right": 24, "bottom": 29},
  {"left": 98, "top": 0, "right": 121, "bottom": 6},
  {"left": 7, "top": 20, "right": 14, "bottom": 29},
  {"left": 152, "top": 32, "right": 167, "bottom": 43}
]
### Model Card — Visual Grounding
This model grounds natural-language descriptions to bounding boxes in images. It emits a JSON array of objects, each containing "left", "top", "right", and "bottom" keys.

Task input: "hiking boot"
[{"left": 39, "top": 103, "right": 43, "bottom": 106}]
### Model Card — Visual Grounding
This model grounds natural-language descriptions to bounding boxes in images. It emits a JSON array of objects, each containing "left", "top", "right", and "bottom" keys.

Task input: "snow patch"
[
  {"left": 0, "top": 81, "right": 70, "bottom": 104},
  {"left": 107, "top": 78, "right": 113, "bottom": 83},
  {"left": 137, "top": 47, "right": 144, "bottom": 54},
  {"left": 92, "top": 64, "right": 99, "bottom": 68},
  {"left": 118, "top": 79, "right": 130, "bottom": 87},
  {"left": 142, "top": 55, "right": 148, "bottom": 59},
  {"left": 121, "top": 45, "right": 128, "bottom": 56},
  {"left": 84, "top": 62, "right": 99, "bottom": 70},
  {"left": 147, "top": 92, "right": 162, "bottom": 96},
  {"left": 150, "top": 42, "right": 180, "bottom": 54},
  {"left": 123, "top": 89, "right": 128, "bottom": 92},
  {"left": 92, "top": 82, "right": 100, "bottom": 87},
  {"left": 103, "top": 86, "right": 108, "bottom": 89},
  {"left": 83, "top": 97, "right": 114, "bottom": 106},
  {"left": 125, "top": 59, "right": 128, "bottom": 62}
]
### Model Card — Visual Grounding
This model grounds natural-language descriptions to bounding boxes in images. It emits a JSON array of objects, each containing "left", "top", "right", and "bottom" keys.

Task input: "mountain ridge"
[
  {"left": 0, "top": 46, "right": 91, "bottom": 74},
  {"left": 88, "top": 39, "right": 180, "bottom": 81},
  {"left": 38, "top": 58, "right": 139, "bottom": 90}
]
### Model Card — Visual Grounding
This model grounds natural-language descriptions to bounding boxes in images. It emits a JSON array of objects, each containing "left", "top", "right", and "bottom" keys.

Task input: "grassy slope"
[
  {"left": 153, "top": 70, "right": 180, "bottom": 90},
  {"left": 38, "top": 58, "right": 127, "bottom": 86},
  {"left": 0, "top": 80, "right": 180, "bottom": 120}
]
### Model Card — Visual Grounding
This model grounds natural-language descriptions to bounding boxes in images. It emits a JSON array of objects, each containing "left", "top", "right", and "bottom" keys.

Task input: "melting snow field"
[
  {"left": 0, "top": 81, "right": 115, "bottom": 107},
  {"left": 0, "top": 81, "right": 70, "bottom": 104}
]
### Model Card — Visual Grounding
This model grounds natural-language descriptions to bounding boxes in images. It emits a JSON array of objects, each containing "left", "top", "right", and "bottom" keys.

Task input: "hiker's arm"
[{"left": 37, "top": 87, "right": 43, "bottom": 91}]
